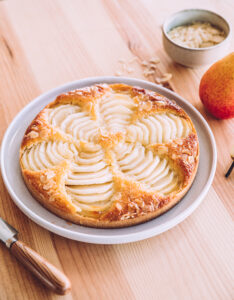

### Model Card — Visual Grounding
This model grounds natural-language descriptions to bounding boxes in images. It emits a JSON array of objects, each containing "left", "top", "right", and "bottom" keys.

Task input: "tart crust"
[{"left": 20, "top": 83, "right": 199, "bottom": 228}]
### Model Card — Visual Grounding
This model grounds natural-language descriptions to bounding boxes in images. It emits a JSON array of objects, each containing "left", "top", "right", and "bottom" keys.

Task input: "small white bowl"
[{"left": 162, "top": 9, "right": 231, "bottom": 67}]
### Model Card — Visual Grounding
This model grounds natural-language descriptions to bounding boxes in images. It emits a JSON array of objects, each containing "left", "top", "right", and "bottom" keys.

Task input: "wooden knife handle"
[{"left": 10, "top": 240, "right": 71, "bottom": 295}]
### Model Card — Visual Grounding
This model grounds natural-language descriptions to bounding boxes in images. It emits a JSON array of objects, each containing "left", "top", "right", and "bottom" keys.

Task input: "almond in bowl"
[
  {"left": 167, "top": 21, "right": 226, "bottom": 49},
  {"left": 162, "top": 9, "right": 231, "bottom": 67}
]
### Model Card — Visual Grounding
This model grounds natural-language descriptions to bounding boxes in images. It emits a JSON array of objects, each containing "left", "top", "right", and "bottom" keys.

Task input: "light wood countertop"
[{"left": 0, "top": 1, "right": 233, "bottom": 299}]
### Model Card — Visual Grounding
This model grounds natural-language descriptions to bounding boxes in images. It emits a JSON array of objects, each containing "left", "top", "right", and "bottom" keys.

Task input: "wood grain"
[{"left": 0, "top": 0, "right": 233, "bottom": 299}]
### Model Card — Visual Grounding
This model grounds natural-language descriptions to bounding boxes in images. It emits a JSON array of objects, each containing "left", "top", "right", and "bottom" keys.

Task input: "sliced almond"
[
  {"left": 141, "top": 60, "right": 148, "bottom": 67},
  {"left": 154, "top": 77, "right": 161, "bottom": 84},
  {"left": 143, "top": 70, "right": 155, "bottom": 77},
  {"left": 188, "top": 156, "right": 194, "bottom": 163},
  {"left": 27, "top": 131, "right": 39, "bottom": 139},
  {"left": 155, "top": 73, "right": 172, "bottom": 83},
  {"left": 149, "top": 57, "right": 160, "bottom": 64},
  {"left": 116, "top": 203, "right": 122, "bottom": 211},
  {"left": 148, "top": 64, "right": 157, "bottom": 70},
  {"left": 115, "top": 71, "right": 123, "bottom": 76},
  {"left": 127, "top": 67, "right": 134, "bottom": 73}
]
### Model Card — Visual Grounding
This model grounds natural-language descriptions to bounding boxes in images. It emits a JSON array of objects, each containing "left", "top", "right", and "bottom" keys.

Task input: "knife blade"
[
  {"left": 0, "top": 217, "right": 71, "bottom": 295},
  {"left": 0, "top": 217, "right": 18, "bottom": 247}
]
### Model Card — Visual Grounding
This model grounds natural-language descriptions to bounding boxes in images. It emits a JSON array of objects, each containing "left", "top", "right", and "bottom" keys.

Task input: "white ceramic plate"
[{"left": 0, "top": 77, "right": 216, "bottom": 244}]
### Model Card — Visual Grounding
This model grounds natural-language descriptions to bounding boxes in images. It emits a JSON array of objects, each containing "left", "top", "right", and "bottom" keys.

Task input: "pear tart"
[{"left": 20, "top": 83, "right": 199, "bottom": 228}]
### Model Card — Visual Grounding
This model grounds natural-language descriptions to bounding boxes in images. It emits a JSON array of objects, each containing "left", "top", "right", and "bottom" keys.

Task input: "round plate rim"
[{"left": 0, "top": 77, "right": 217, "bottom": 244}]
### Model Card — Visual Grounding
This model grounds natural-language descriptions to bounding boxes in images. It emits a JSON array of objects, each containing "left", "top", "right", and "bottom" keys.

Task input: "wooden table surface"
[{"left": 0, "top": 0, "right": 233, "bottom": 299}]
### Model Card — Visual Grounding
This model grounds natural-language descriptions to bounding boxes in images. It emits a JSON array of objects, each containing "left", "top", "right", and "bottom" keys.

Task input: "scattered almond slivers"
[
  {"left": 141, "top": 57, "right": 172, "bottom": 83},
  {"left": 115, "top": 71, "right": 123, "bottom": 76},
  {"left": 143, "top": 70, "right": 155, "bottom": 77},
  {"left": 155, "top": 73, "right": 172, "bottom": 83},
  {"left": 114, "top": 56, "right": 172, "bottom": 84},
  {"left": 141, "top": 60, "right": 148, "bottom": 67},
  {"left": 168, "top": 22, "right": 226, "bottom": 48},
  {"left": 127, "top": 67, "right": 134, "bottom": 73},
  {"left": 149, "top": 57, "right": 160, "bottom": 64}
]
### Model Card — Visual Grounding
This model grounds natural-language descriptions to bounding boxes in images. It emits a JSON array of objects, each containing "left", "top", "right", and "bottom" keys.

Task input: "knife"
[{"left": 0, "top": 217, "right": 71, "bottom": 295}]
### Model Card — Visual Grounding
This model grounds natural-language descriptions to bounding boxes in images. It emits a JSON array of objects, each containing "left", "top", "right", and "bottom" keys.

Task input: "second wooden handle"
[{"left": 10, "top": 240, "right": 71, "bottom": 295}]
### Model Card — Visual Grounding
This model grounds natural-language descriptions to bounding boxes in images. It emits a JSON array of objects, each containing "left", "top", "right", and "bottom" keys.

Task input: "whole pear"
[{"left": 199, "top": 53, "right": 234, "bottom": 119}]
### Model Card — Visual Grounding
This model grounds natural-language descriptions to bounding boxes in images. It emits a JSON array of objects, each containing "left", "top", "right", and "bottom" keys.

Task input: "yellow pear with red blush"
[{"left": 199, "top": 53, "right": 234, "bottom": 119}]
